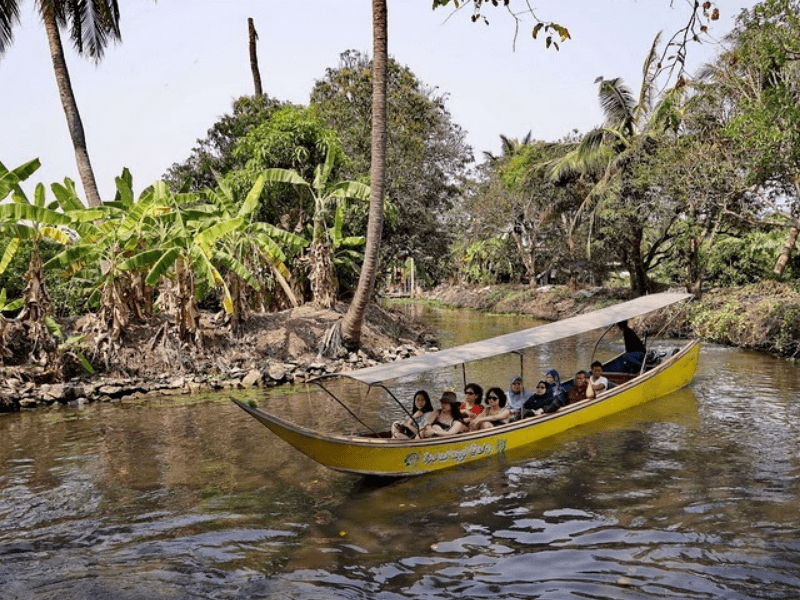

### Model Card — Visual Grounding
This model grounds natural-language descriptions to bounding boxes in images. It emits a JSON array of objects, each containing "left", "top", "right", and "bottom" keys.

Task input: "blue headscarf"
[{"left": 545, "top": 369, "right": 567, "bottom": 406}]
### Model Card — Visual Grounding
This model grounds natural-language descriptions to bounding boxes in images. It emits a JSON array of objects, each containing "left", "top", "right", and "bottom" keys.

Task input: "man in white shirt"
[{"left": 589, "top": 361, "right": 609, "bottom": 396}]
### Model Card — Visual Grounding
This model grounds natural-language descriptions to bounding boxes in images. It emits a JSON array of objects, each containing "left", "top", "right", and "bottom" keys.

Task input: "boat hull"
[{"left": 232, "top": 340, "right": 700, "bottom": 477}]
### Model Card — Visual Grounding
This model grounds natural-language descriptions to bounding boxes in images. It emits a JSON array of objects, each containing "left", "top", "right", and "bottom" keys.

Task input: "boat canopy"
[{"left": 337, "top": 292, "right": 693, "bottom": 386}]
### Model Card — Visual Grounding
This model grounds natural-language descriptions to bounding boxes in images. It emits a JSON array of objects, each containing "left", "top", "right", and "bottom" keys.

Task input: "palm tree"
[
  {"left": 338, "top": 0, "right": 388, "bottom": 350},
  {"left": 0, "top": 1, "right": 123, "bottom": 207},
  {"left": 482, "top": 131, "right": 533, "bottom": 164},
  {"left": 545, "top": 33, "right": 685, "bottom": 294}
]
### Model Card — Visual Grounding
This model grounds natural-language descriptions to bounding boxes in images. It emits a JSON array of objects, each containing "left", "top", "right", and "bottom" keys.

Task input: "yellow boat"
[{"left": 232, "top": 292, "right": 699, "bottom": 477}]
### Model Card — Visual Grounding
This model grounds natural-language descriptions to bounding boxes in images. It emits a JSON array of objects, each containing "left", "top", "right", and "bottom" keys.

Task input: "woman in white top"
[{"left": 391, "top": 390, "right": 434, "bottom": 439}]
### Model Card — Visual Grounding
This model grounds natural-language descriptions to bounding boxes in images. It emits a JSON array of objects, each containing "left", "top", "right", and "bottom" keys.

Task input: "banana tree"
[
  {"left": 45, "top": 172, "right": 172, "bottom": 351},
  {"left": 112, "top": 182, "right": 249, "bottom": 345},
  {"left": 262, "top": 146, "right": 370, "bottom": 308},
  {"left": 205, "top": 175, "right": 307, "bottom": 324},
  {"left": 0, "top": 161, "right": 75, "bottom": 325}
]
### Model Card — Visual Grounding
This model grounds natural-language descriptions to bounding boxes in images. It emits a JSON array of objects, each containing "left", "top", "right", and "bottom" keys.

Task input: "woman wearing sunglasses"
[
  {"left": 460, "top": 383, "right": 484, "bottom": 425},
  {"left": 469, "top": 388, "right": 511, "bottom": 430}
]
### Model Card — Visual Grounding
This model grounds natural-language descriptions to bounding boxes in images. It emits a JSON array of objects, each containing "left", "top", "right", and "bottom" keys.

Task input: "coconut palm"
[
  {"left": 545, "top": 33, "right": 686, "bottom": 294},
  {"left": 0, "top": 0, "right": 123, "bottom": 207},
  {"left": 338, "top": 0, "right": 388, "bottom": 349},
  {"left": 482, "top": 131, "right": 533, "bottom": 164}
]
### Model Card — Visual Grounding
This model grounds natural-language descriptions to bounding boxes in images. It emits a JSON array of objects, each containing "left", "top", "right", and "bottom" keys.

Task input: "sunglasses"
[
  {"left": 488, "top": 396, "right": 499, "bottom": 401},
  {"left": 464, "top": 390, "right": 476, "bottom": 395}
]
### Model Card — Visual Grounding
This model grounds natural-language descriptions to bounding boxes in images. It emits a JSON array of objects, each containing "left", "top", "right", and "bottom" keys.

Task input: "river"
[{"left": 1, "top": 303, "right": 799, "bottom": 599}]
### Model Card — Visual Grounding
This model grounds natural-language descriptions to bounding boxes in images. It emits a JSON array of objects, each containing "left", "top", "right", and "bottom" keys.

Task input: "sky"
[{"left": 1, "top": 0, "right": 755, "bottom": 201}]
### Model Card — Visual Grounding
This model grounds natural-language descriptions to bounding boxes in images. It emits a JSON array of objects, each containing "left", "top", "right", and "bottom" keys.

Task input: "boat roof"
[{"left": 338, "top": 292, "right": 693, "bottom": 385}]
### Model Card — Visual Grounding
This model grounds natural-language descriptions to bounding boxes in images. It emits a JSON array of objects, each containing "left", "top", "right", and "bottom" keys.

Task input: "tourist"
[
  {"left": 470, "top": 387, "right": 511, "bottom": 430},
  {"left": 523, "top": 380, "right": 558, "bottom": 416},
  {"left": 567, "top": 370, "right": 591, "bottom": 404},
  {"left": 460, "top": 383, "right": 484, "bottom": 425},
  {"left": 391, "top": 390, "right": 434, "bottom": 439},
  {"left": 420, "top": 391, "right": 468, "bottom": 437},
  {"left": 544, "top": 368, "right": 567, "bottom": 407},
  {"left": 589, "top": 361, "right": 609, "bottom": 395},
  {"left": 506, "top": 376, "right": 527, "bottom": 420}
]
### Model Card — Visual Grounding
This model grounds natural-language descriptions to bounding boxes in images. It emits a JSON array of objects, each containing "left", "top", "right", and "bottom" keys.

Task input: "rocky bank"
[
  {"left": 3, "top": 280, "right": 799, "bottom": 412},
  {"left": 0, "top": 303, "right": 436, "bottom": 411}
]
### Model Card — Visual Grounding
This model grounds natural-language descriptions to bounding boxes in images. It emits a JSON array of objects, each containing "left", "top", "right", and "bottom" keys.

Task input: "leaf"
[
  {"left": 193, "top": 217, "right": 244, "bottom": 252},
  {"left": 0, "top": 203, "right": 74, "bottom": 227},
  {"left": 51, "top": 180, "right": 86, "bottom": 212},
  {"left": 0, "top": 158, "right": 40, "bottom": 200},
  {"left": 145, "top": 247, "right": 181, "bottom": 287},
  {"left": 238, "top": 175, "right": 265, "bottom": 219},
  {"left": 0, "top": 237, "right": 22, "bottom": 274},
  {"left": 339, "top": 236, "right": 366, "bottom": 247},
  {"left": 262, "top": 168, "right": 311, "bottom": 188},
  {"left": 330, "top": 181, "right": 370, "bottom": 202},
  {"left": 118, "top": 249, "right": 164, "bottom": 272},
  {"left": 34, "top": 183, "right": 46, "bottom": 208},
  {"left": 552, "top": 24, "right": 571, "bottom": 41},
  {"left": 76, "top": 352, "right": 95, "bottom": 374},
  {"left": 44, "top": 316, "right": 63, "bottom": 339},
  {"left": 1, "top": 296, "right": 24, "bottom": 313},
  {"left": 532, "top": 23, "right": 544, "bottom": 39},
  {"left": 39, "top": 226, "right": 72, "bottom": 245}
]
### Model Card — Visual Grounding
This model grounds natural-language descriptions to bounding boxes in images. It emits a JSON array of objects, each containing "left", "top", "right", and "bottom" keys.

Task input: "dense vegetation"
[{"left": 3, "top": 0, "right": 800, "bottom": 375}]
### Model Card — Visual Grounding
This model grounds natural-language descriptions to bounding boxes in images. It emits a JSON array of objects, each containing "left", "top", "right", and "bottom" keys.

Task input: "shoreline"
[{"left": 3, "top": 281, "right": 798, "bottom": 411}]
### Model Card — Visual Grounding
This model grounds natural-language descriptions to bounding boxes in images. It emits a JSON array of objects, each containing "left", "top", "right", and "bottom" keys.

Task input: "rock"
[
  {"left": 241, "top": 369, "right": 262, "bottom": 387},
  {"left": 287, "top": 332, "right": 309, "bottom": 359},
  {"left": 267, "top": 363, "right": 288, "bottom": 382},
  {"left": 0, "top": 395, "right": 20, "bottom": 413},
  {"left": 40, "top": 383, "right": 68, "bottom": 403}
]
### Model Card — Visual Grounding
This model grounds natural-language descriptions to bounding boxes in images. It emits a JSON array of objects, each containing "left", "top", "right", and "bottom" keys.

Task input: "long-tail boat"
[{"left": 232, "top": 292, "right": 698, "bottom": 476}]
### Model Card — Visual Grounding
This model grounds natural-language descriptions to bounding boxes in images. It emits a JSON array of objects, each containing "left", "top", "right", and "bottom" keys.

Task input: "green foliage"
[
  {"left": 163, "top": 95, "right": 285, "bottom": 191},
  {"left": 311, "top": 50, "right": 473, "bottom": 286},
  {"left": 688, "top": 283, "right": 800, "bottom": 357},
  {"left": 704, "top": 231, "right": 798, "bottom": 285},
  {"left": 225, "top": 105, "right": 349, "bottom": 227},
  {"left": 0, "top": 240, "right": 86, "bottom": 317},
  {"left": 452, "top": 236, "right": 521, "bottom": 285},
  {"left": 721, "top": 0, "right": 800, "bottom": 189}
]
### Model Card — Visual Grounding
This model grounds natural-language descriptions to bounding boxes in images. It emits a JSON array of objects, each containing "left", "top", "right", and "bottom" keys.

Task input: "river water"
[{"left": 2, "top": 303, "right": 800, "bottom": 599}]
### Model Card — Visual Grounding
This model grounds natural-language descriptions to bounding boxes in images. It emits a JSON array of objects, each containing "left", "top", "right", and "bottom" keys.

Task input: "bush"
[{"left": 704, "top": 231, "right": 799, "bottom": 286}]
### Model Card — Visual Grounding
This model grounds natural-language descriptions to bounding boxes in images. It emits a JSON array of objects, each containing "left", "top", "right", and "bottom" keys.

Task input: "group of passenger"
[
  {"left": 390, "top": 322, "right": 647, "bottom": 440},
  {"left": 390, "top": 362, "right": 611, "bottom": 439}
]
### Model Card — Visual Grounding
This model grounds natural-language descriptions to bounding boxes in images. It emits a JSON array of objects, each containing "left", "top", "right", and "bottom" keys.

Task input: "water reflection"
[{"left": 1, "top": 304, "right": 800, "bottom": 599}]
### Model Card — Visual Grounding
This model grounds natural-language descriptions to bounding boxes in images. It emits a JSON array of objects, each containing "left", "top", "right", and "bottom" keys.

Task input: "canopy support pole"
[{"left": 314, "top": 379, "right": 380, "bottom": 436}]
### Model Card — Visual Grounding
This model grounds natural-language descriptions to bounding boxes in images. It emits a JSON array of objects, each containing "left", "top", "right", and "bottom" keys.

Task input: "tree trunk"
[
  {"left": 42, "top": 7, "right": 103, "bottom": 208},
  {"left": 773, "top": 225, "right": 800, "bottom": 276},
  {"left": 308, "top": 241, "right": 338, "bottom": 309},
  {"left": 340, "top": 0, "right": 388, "bottom": 348},
  {"left": 248, "top": 18, "right": 263, "bottom": 97},
  {"left": 510, "top": 227, "right": 536, "bottom": 285}
]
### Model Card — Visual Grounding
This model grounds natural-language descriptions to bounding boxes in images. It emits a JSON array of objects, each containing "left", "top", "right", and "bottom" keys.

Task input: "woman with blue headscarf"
[
  {"left": 523, "top": 369, "right": 567, "bottom": 417},
  {"left": 545, "top": 369, "right": 567, "bottom": 408}
]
